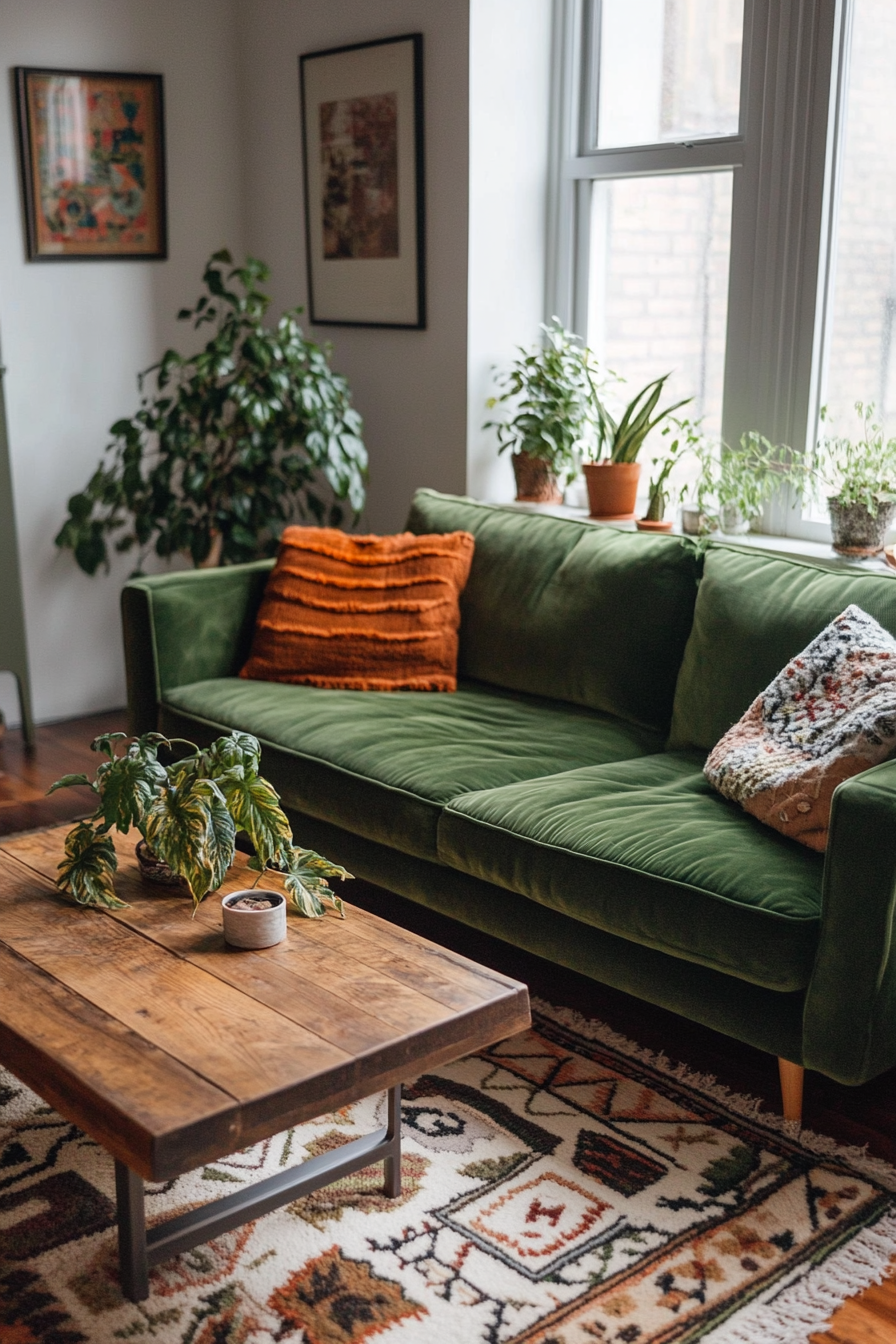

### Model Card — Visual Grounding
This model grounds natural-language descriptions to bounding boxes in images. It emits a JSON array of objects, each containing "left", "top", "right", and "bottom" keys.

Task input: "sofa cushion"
[
  {"left": 240, "top": 526, "right": 475, "bottom": 691},
  {"left": 669, "top": 544, "right": 896, "bottom": 751},
  {"left": 407, "top": 490, "right": 701, "bottom": 734},
  {"left": 705, "top": 605, "right": 896, "bottom": 852},
  {"left": 161, "top": 676, "right": 664, "bottom": 862},
  {"left": 438, "top": 752, "right": 823, "bottom": 991}
]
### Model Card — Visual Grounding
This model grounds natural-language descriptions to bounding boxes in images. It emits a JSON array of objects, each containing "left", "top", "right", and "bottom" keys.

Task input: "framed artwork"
[
  {"left": 15, "top": 67, "right": 167, "bottom": 261},
  {"left": 300, "top": 34, "right": 425, "bottom": 328}
]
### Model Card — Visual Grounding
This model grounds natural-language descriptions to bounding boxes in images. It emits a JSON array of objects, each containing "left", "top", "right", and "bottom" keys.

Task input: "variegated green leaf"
[
  {"left": 143, "top": 778, "right": 235, "bottom": 908},
  {"left": 46, "top": 773, "right": 94, "bottom": 796},
  {"left": 94, "top": 741, "right": 168, "bottom": 832},
  {"left": 204, "top": 732, "right": 262, "bottom": 778},
  {"left": 56, "top": 822, "right": 125, "bottom": 908},
  {"left": 91, "top": 731, "right": 129, "bottom": 760},
  {"left": 282, "top": 844, "right": 351, "bottom": 919},
  {"left": 219, "top": 773, "right": 291, "bottom": 869}
]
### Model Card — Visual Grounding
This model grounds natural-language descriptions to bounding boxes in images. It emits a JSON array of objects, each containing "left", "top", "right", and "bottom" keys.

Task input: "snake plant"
[
  {"left": 600, "top": 373, "right": 692, "bottom": 465},
  {"left": 50, "top": 730, "right": 350, "bottom": 917}
]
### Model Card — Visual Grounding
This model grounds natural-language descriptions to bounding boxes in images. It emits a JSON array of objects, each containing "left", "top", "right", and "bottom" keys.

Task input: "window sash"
[{"left": 548, "top": 0, "right": 844, "bottom": 539}]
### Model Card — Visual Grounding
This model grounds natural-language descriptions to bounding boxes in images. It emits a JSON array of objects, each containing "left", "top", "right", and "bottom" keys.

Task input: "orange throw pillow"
[{"left": 240, "top": 527, "right": 475, "bottom": 691}]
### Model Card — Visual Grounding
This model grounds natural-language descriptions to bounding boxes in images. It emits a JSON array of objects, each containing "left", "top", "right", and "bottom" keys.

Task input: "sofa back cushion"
[
  {"left": 669, "top": 545, "right": 896, "bottom": 751},
  {"left": 406, "top": 490, "right": 701, "bottom": 733}
]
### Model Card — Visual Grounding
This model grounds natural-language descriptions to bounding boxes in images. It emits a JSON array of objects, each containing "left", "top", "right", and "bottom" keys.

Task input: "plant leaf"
[
  {"left": 95, "top": 740, "right": 168, "bottom": 832},
  {"left": 56, "top": 822, "right": 125, "bottom": 908},
  {"left": 46, "top": 773, "right": 93, "bottom": 795},
  {"left": 143, "top": 779, "right": 235, "bottom": 908},
  {"left": 219, "top": 772, "right": 291, "bottom": 869},
  {"left": 281, "top": 844, "right": 351, "bottom": 919}
]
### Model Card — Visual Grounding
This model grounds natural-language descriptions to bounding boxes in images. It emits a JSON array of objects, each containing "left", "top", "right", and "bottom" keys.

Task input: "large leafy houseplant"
[
  {"left": 50, "top": 730, "right": 350, "bottom": 917},
  {"left": 485, "top": 318, "right": 604, "bottom": 502},
  {"left": 55, "top": 250, "right": 367, "bottom": 574}
]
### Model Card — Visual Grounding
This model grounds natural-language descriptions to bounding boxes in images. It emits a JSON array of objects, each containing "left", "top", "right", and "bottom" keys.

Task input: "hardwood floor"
[{"left": 1, "top": 709, "right": 895, "bottom": 1340}]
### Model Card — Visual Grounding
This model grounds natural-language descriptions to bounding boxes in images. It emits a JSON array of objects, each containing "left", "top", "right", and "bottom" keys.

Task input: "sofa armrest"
[
  {"left": 121, "top": 561, "right": 273, "bottom": 735},
  {"left": 804, "top": 757, "right": 896, "bottom": 1084}
]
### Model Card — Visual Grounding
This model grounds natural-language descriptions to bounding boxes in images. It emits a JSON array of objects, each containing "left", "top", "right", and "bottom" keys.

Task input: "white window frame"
[{"left": 547, "top": 0, "right": 846, "bottom": 539}]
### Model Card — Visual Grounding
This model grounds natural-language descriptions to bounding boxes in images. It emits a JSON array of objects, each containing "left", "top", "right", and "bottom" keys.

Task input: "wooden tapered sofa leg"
[{"left": 778, "top": 1058, "right": 804, "bottom": 1123}]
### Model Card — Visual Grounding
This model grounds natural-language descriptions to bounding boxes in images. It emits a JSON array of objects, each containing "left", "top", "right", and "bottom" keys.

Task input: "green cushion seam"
[
  {"left": 440, "top": 807, "right": 820, "bottom": 924},
  {"left": 160, "top": 700, "right": 449, "bottom": 807}
]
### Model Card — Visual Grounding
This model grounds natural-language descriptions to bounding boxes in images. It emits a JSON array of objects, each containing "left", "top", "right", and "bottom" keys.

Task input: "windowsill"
[{"left": 488, "top": 499, "right": 896, "bottom": 577}]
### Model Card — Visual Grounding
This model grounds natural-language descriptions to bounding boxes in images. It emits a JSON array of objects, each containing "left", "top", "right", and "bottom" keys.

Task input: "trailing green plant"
[
  {"left": 484, "top": 318, "right": 605, "bottom": 481},
  {"left": 50, "top": 730, "right": 350, "bottom": 917},
  {"left": 690, "top": 429, "right": 789, "bottom": 530},
  {"left": 55, "top": 250, "right": 367, "bottom": 575},
  {"left": 798, "top": 402, "right": 896, "bottom": 514},
  {"left": 591, "top": 373, "right": 692, "bottom": 466}
]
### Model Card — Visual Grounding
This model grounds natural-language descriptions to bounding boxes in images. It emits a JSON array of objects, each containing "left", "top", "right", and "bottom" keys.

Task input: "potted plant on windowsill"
[
  {"left": 485, "top": 318, "right": 603, "bottom": 504},
  {"left": 49, "top": 730, "right": 350, "bottom": 918},
  {"left": 54, "top": 250, "right": 367, "bottom": 575},
  {"left": 797, "top": 403, "right": 896, "bottom": 556},
  {"left": 636, "top": 420, "right": 701, "bottom": 532},
  {"left": 681, "top": 430, "right": 788, "bottom": 536},
  {"left": 583, "top": 374, "right": 691, "bottom": 521}
]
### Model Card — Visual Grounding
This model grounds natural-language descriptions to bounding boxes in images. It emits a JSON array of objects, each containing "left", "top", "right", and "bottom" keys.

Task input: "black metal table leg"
[
  {"left": 115, "top": 1159, "right": 149, "bottom": 1303},
  {"left": 383, "top": 1082, "right": 402, "bottom": 1196},
  {"left": 114, "top": 1083, "right": 404, "bottom": 1303}
]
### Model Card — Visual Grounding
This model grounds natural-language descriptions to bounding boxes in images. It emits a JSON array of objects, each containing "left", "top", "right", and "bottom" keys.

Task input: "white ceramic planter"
[{"left": 222, "top": 889, "right": 287, "bottom": 949}]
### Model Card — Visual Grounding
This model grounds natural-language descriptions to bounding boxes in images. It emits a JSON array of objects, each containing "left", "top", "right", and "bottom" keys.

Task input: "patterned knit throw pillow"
[
  {"left": 240, "top": 527, "right": 475, "bottom": 692},
  {"left": 704, "top": 605, "right": 896, "bottom": 851}
]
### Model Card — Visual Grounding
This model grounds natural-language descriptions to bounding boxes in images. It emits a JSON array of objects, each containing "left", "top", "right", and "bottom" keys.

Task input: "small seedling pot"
[{"left": 222, "top": 889, "right": 287, "bottom": 949}]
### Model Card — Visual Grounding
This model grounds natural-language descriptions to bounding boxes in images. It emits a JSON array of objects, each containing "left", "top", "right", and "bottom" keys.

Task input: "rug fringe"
[
  {"left": 704, "top": 1210, "right": 896, "bottom": 1342},
  {"left": 532, "top": 999, "right": 896, "bottom": 1190}
]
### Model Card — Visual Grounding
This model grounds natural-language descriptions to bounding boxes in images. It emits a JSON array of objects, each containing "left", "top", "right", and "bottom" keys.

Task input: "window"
[{"left": 549, "top": 0, "right": 862, "bottom": 537}]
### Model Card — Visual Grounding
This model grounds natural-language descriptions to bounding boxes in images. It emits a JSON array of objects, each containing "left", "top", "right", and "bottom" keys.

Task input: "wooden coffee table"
[{"left": 0, "top": 826, "right": 530, "bottom": 1302}]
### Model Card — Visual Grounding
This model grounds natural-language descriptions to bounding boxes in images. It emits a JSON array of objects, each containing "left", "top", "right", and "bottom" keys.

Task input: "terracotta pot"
[
  {"left": 583, "top": 462, "right": 641, "bottom": 520},
  {"left": 636, "top": 518, "right": 673, "bottom": 533},
  {"left": 829, "top": 497, "right": 896, "bottom": 556},
  {"left": 511, "top": 452, "right": 562, "bottom": 504}
]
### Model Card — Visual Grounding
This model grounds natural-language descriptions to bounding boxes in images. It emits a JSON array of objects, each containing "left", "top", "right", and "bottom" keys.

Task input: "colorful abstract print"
[
  {"left": 0, "top": 1007, "right": 893, "bottom": 1343},
  {"left": 26, "top": 73, "right": 162, "bottom": 255},
  {"left": 705, "top": 604, "right": 896, "bottom": 850}
]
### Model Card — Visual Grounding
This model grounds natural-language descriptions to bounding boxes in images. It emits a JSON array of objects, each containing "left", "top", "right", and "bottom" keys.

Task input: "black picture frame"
[
  {"left": 15, "top": 66, "right": 167, "bottom": 262},
  {"left": 299, "top": 34, "right": 425, "bottom": 329}
]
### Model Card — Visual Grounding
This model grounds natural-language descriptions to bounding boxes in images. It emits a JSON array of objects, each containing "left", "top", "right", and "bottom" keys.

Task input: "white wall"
[
  {"left": 0, "top": 0, "right": 245, "bottom": 726},
  {"left": 237, "top": 0, "right": 471, "bottom": 534},
  {"left": 466, "top": 0, "right": 552, "bottom": 502}
]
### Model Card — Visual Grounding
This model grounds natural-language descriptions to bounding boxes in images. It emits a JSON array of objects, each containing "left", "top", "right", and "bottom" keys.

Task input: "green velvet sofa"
[{"left": 122, "top": 489, "right": 896, "bottom": 1099}]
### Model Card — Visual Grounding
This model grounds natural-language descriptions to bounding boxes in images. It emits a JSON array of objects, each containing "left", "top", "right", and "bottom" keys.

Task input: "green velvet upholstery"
[
  {"left": 277, "top": 808, "right": 807, "bottom": 1066},
  {"left": 122, "top": 561, "right": 273, "bottom": 735},
  {"left": 669, "top": 545, "right": 896, "bottom": 751},
  {"left": 439, "top": 752, "right": 822, "bottom": 992},
  {"left": 408, "top": 490, "right": 701, "bottom": 733},
  {"left": 804, "top": 758, "right": 896, "bottom": 1084},
  {"left": 161, "top": 677, "right": 663, "bottom": 862},
  {"left": 118, "top": 492, "right": 896, "bottom": 1087}
]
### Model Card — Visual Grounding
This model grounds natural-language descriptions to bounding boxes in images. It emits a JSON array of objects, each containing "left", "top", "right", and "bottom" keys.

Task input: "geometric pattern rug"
[{"left": 1, "top": 1002, "right": 895, "bottom": 1344}]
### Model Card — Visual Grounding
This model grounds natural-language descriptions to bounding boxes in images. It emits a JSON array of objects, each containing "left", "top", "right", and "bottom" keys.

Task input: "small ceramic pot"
[
  {"left": 583, "top": 462, "right": 641, "bottom": 520},
  {"left": 222, "top": 889, "right": 287, "bottom": 949},
  {"left": 829, "top": 497, "right": 896, "bottom": 556},
  {"left": 636, "top": 518, "right": 673, "bottom": 533},
  {"left": 681, "top": 505, "right": 712, "bottom": 536},
  {"left": 719, "top": 504, "right": 750, "bottom": 536},
  {"left": 511, "top": 452, "right": 562, "bottom": 503}
]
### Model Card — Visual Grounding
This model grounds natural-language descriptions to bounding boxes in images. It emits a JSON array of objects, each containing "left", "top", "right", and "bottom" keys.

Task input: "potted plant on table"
[
  {"left": 797, "top": 403, "right": 896, "bottom": 556},
  {"left": 49, "top": 730, "right": 350, "bottom": 918},
  {"left": 485, "top": 318, "right": 603, "bottom": 504},
  {"left": 55, "top": 250, "right": 368, "bottom": 575},
  {"left": 583, "top": 374, "right": 691, "bottom": 521}
]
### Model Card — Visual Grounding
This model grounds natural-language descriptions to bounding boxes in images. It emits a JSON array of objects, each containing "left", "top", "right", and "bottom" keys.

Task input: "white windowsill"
[{"left": 486, "top": 499, "right": 896, "bottom": 578}]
